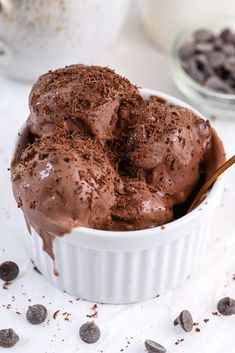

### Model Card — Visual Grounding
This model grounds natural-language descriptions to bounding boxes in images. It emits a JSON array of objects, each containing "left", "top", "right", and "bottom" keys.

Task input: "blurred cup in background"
[
  {"left": 139, "top": 0, "right": 235, "bottom": 52},
  {"left": 0, "top": 0, "right": 128, "bottom": 82}
]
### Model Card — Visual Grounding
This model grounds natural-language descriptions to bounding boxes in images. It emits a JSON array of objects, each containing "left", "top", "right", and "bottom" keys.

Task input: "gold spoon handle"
[{"left": 188, "top": 154, "right": 235, "bottom": 213}]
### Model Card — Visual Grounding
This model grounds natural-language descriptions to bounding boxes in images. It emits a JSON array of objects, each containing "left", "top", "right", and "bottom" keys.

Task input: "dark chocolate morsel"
[
  {"left": 195, "top": 42, "right": 214, "bottom": 54},
  {"left": 204, "top": 75, "right": 231, "bottom": 93},
  {"left": 0, "top": 261, "right": 19, "bottom": 282},
  {"left": 178, "top": 42, "right": 195, "bottom": 61},
  {"left": 174, "top": 310, "right": 193, "bottom": 332},
  {"left": 217, "top": 297, "right": 235, "bottom": 316},
  {"left": 214, "top": 37, "right": 223, "bottom": 50},
  {"left": 208, "top": 51, "right": 225, "bottom": 69},
  {"left": 193, "top": 28, "right": 214, "bottom": 42},
  {"left": 181, "top": 59, "right": 205, "bottom": 83},
  {"left": 26, "top": 304, "right": 48, "bottom": 324},
  {"left": 0, "top": 329, "right": 19, "bottom": 348},
  {"left": 195, "top": 54, "right": 214, "bottom": 77},
  {"left": 224, "top": 56, "right": 235, "bottom": 74},
  {"left": 79, "top": 322, "right": 101, "bottom": 344},
  {"left": 223, "top": 44, "right": 235, "bottom": 56},
  {"left": 145, "top": 339, "right": 167, "bottom": 353},
  {"left": 220, "top": 28, "right": 235, "bottom": 44}
]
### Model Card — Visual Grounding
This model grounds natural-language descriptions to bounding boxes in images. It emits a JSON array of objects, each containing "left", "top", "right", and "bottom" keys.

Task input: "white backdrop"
[{"left": 0, "top": 6, "right": 235, "bottom": 353}]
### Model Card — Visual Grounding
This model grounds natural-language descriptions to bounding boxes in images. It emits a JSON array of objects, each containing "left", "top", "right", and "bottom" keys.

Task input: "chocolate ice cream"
[
  {"left": 28, "top": 65, "right": 138, "bottom": 142},
  {"left": 120, "top": 96, "right": 212, "bottom": 204},
  {"left": 11, "top": 65, "right": 226, "bottom": 257},
  {"left": 11, "top": 129, "right": 116, "bottom": 259}
]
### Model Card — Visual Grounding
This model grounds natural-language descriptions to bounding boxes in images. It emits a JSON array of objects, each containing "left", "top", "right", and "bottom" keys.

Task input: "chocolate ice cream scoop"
[
  {"left": 11, "top": 130, "right": 116, "bottom": 259},
  {"left": 121, "top": 96, "right": 212, "bottom": 205},
  {"left": 28, "top": 65, "right": 138, "bottom": 142}
]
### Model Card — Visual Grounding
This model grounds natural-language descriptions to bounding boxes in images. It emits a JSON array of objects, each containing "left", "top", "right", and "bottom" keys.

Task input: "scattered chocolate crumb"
[
  {"left": 87, "top": 304, "right": 98, "bottom": 319},
  {"left": 193, "top": 322, "right": 199, "bottom": 326},
  {"left": 195, "top": 327, "right": 201, "bottom": 332},
  {"left": 204, "top": 318, "right": 209, "bottom": 323},
  {"left": 62, "top": 312, "right": 71, "bottom": 321},
  {"left": 53, "top": 310, "right": 60, "bottom": 319},
  {"left": 175, "top": 338, "right": 184, "bottom": 345},
  {"left": 2, "top": 281, "right": 11, "bottom": 290},
  {"left": 212, "top": 311, "right": 219, "bottom": 316}
]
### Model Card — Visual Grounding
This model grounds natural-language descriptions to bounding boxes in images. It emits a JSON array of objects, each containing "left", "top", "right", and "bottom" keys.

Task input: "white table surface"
[{"left": 0, "top": 7, "right": 235, "bottom": 353}]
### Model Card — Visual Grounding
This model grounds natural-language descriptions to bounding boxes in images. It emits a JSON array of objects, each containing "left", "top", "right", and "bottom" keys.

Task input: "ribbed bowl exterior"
[
  {"left": 14, "top": 89, "right": 225, "bottom": 304},
  {"left": 24, "top": 207, "right": 214, "bottom": 304}
]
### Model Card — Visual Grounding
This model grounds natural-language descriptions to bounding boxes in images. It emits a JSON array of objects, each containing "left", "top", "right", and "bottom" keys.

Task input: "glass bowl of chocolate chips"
[{"left": 171, "top": 19, "right": 235, "bottom": 119}]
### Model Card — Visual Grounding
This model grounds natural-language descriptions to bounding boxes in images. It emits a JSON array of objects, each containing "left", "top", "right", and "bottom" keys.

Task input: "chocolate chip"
[
  {"left": 217, "top": 297, "right": 235, "bottom": 316},
  {"left": 145, "top": 339, "right": 166, "bottom": 353},
  {"left": 0, "top": 261, "right": 19, "bottom": 281},
  {"left": 214, "top": 37, "right": 224, "bottom": 50},
  {"left": 220, "top": 28, "right": 235, "bottom": 44},
  {"left": 195, "top": 42, "right": 214, "bottom": 54},
  {"left": 181, "top": 59, "right": 205, "bottom": 83},
  {"left": 208, "top": 51, "right": 225, "bottom": 69},
  {"left": 26, "top": 304, "right": 48, "bottom": 324},
  {"left": 0, "top": 329, "right": 19, "bottom": 348},
  {"left": 178, "top": 42, "right": 195, "bottom": 61},
  {"left": 224, "top": 56, "right": 235, "bottom": 73},
  {"left": 79, "top": 322, "right": 100, "bottom": 344},
  {"left": 223, "top": 44, "right": 235, "bottom": 56},
  {"left": 174, "top": 310, "right": 193, "bottom": 332},
  {"left": 220, "top": 28, "right": 231, "bottom": 41},
  {"left": 193, "top": 29, "right": 214, "bottom": 42},
  {"left": 195, "top": 54, "right": 214, "bottom": 77},
  {"left": 225, "top": 76, "right": 235, "bottom": 91},
  {"left": 204, "top": 75, "right": 231, "bottom": 93}
]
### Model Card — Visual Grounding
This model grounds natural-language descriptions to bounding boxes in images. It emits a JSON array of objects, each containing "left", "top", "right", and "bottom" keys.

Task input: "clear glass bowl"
[{"left": 171, "top": 18, "right": 235, "bottom": 119}]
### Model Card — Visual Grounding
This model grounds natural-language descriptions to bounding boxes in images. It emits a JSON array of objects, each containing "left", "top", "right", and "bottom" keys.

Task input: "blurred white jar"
[
  {"left": 0, "top": 0, "right": 128, "bottom": 81},
  {"left": 139, "top": 0, "right": 235, "bottom": 52}
]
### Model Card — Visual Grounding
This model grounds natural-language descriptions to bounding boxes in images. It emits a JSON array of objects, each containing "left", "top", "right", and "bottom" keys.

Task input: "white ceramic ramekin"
[{"left": 12, "top": 89, "right": 225, "bottom": 304}]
